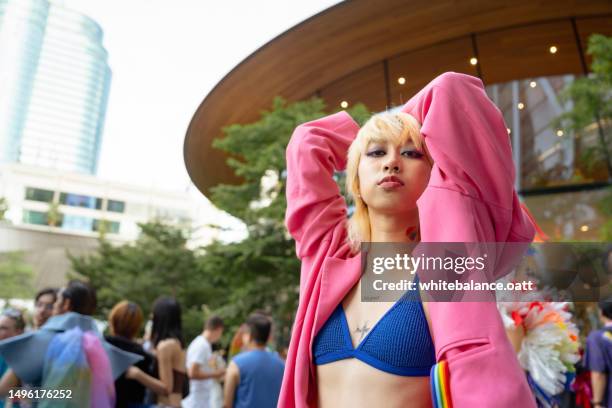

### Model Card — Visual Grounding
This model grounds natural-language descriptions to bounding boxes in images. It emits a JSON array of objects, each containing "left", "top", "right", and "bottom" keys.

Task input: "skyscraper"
[{"left": 0, "top": 0, "right": 110, "bottom": 174}]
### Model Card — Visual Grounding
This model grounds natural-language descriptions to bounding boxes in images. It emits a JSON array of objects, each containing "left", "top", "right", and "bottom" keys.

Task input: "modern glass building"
[{"left": 0, "top": 0, "right": 110, "bottom": 175}]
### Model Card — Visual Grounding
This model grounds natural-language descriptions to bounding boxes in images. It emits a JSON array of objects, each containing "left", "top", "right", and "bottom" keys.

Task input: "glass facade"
[
  {"left": 22, "top": 209, "right": 48, "bottom": 225},
  {"left": 0, "top": 0, "right": 110, "bottom": 174},
  {"left": 523, "top": 188, "right": 611, "bottom": 241},
  {"left": 22, "top": 186, "right": 122, "bottom": 234},
  {"left": 61, "top": 214, "right": 93, "bottom": 232},
  {"left": 59, "top": 192, "right": 98, "bottom": 209},
  {"left": 486, "top": 75, "right": 611, "bottom": 191},
  {"left": 25, "top": 186, "right": 54, "bottom": 202},
  {"left": 107, "top": 199, "right": 125, "bottom": 213}
]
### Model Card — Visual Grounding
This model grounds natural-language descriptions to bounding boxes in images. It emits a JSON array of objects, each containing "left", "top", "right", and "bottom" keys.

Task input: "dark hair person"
[
  {"left": 105, "top": 301, "right": 157, "bottom": 408},
  {"left": 53, "top": 280, "right": 97, "bottom": 316},
  {"left": 147, "top": 296, "right": 188, "bottom": 408},
  {"left": 151, "top": 297, "right": 184, "bottom": 348},
  {"left": 244, "top": 314, "right": 272, "bottom": 346},
  {"left": 224, "top": 313, "right": 284, "bottom": 408},
  {"left": 33, "top": 288, "right": 57, "bottom": 329}
]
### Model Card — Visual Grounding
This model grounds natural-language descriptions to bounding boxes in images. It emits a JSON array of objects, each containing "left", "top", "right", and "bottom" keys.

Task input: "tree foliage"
[
  {"left": 553, "top": 34, "right": 612, "bottom": 180},
  {"left": 0, "top": 252, "right": 35, "bottom": 301},
  {"left": 69, "top": 221, "right": 212, "bottom": 341},
  {"left": 0, "top": 197, "right": 8, "bottom": 221}
]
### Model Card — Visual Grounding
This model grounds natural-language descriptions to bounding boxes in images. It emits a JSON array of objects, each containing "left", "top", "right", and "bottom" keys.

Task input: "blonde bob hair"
[{"left": 345, "top": 111, "right": 433, "bottom": 254}]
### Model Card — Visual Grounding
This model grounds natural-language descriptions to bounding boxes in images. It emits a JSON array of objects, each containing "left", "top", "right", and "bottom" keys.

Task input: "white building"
[
  {"left": 0, "top": 163, "right": 246, "bottom": 289},
  {"left": 0, "top": 162, "right": 246, "bottom": 250}
]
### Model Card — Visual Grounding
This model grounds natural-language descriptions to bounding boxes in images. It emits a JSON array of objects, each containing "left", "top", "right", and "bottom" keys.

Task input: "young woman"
[
  {"left": 279, "top": 72, "right": 537, "bottom": 407},
  {"left": 147, "top": 297, "right": 188, "bottom": 408}
]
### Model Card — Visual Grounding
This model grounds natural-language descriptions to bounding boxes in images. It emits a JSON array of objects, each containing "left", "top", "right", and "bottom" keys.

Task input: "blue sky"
[{"left": 59, "top": 0, "right": 342, "bottom": 194}]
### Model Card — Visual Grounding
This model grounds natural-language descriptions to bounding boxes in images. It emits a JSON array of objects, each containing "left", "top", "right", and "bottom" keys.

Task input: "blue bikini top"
[{"left": 312, "top": 276, "right": 435, "bottom": 376}]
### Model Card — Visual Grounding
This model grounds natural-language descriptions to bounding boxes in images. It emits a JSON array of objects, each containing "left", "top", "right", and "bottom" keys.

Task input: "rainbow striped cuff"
[{"left": 430, "top": 360, "right": 452, "bottom": 408}]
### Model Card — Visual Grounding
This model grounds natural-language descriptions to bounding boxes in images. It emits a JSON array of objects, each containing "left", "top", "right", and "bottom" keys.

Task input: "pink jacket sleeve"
[
  {"left": 402, "top": 72, "right": 536, "bottom": 407},
  {"left": 285, "top": 111, "right": 360, "bottom": 261},
  {"left": 402, "top": 72, "right": 534, "bottom": 247}
]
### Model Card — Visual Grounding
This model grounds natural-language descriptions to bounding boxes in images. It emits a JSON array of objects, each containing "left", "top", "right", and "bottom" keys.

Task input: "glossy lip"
[{"left": 377, "top": 175, "right": 404, "bottom": 186}]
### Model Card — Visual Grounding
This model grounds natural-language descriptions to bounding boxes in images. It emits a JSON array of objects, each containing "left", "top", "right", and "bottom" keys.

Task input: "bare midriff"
[{"left": 316, "top": 359, "right": 432, "bottom": 407}]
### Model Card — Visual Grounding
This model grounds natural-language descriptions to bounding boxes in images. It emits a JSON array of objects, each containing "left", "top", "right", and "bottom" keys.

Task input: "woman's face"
[{"left": 357, "top": 138, "right": 431, "bottom": 214}]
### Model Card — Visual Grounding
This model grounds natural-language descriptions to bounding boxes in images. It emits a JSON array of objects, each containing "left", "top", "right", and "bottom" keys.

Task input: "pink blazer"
[{"left": 279, "top": 72, "right": 537, "bottom": 407}]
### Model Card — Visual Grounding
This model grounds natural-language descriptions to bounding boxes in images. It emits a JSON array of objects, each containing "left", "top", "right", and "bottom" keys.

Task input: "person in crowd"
[
  {"left": 223, "top": 314, "right": 284, "bottom": 408},
  {"left": 586, "top": 297, "right": 612, "bottom": 408},
  {"left": 0, "top": 280, "right": 142, "bottom": 407},
  {"left": 105, "top": 300, "right": 157, "bottom": 408},
  {"left": 0, "top": 309, "right": 25, "bottom": 342},
  {"left": 183, "top": 316, "right": 225, "bottom": 408},
  {"left": 228, "top": 324, "right": 248, "bottom": 361},
  {"left": 146, "top": 296, "right": 188, "bottom": 408},
  {"left": 209, "top": 346, "right": 227, "bottom": 408},
  {"left": 0, "top": 309, "right": 25, "bottom": 407},
  {"left": 32, "top": 288, "right": 57, "bottom": 329}
]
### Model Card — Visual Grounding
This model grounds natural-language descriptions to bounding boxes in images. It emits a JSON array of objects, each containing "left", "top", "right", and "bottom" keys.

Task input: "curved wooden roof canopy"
[{"left": 184, "top": 0, "right": 612, "bottom": 197}]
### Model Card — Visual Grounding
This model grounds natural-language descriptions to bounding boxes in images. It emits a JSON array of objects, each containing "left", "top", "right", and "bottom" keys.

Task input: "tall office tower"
[{"left": 0, "top": 0, "right": 110, "bottom": 174}]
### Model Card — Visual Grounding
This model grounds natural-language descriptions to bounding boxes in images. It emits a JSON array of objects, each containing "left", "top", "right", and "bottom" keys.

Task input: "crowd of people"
[
  {"left": 0, "top": 281, "right": 285, "bottom": 408},
  {"left": 0, "top": 280, "right": 611, "bottom": 407}
]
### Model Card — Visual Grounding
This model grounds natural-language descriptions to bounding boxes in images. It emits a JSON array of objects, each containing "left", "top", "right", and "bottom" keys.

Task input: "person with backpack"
[{"left": 0, "top": 280, "right": 142, "bottom": 407}]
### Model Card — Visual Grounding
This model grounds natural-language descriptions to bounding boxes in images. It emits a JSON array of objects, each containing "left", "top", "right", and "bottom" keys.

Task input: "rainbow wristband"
[{"left": 430, "top": 360, "right": 452, "bottom": 408}]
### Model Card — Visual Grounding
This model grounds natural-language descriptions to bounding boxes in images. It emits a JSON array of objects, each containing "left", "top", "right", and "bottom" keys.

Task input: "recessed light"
[
  {"left": 556, "top": 130, "right": 564, "bottom": 137},
  {"left": 580, "top": 225, "right": 589, "bottom": 232},
  {"left": 529, "top": 81, "right": 537, "bottom": 88},
  {"left": 340, "top": 101, "right": 348, "bottom": 109},
  {"left": 398, "top": 77, "right": 406, "bottom": 85},
  {"left": 517, "top": 102, "right": 525, "bottom": 110},
  {"left": 469, "top": 57, "right": 478, "bottom": 66},
  {"left": 549, "top": 46, "right": 558, "bottom": 54}
]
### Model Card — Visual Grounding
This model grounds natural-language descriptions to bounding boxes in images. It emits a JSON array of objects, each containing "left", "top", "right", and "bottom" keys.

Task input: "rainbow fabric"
[
  {"left": 39, "top": 327, "right": 115, "bottom": 408},
  {"left": 430, "top": 360, "right": 452, "bottom": 408}
]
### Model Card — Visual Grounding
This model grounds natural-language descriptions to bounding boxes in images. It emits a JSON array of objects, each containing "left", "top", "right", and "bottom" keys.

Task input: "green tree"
[
  {"left": 598, "top": 187, "right": 612, "bottom": 241},
  {"left": 0, "top": 197, "right": 8, "bottom": 221},
  {"left": 69, "top": 221, "right": 214, "bottom": 341},
  {"left": 47, "top": 202, "right": 61, "bottom": 227},
  {"left": 0, "top": 252, "right": 35, "bottom": 302},
  {"left": 553, "top": 34, "right": 612, "bottom": 180},
  {"left": 205, "top": 97, "right": 370, "bottom": 346}
]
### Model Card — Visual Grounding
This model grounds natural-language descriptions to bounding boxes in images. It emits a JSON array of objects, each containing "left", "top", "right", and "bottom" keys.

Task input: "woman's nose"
[{"left": 383, "top": 153, "right": 401, "bottom": 173}]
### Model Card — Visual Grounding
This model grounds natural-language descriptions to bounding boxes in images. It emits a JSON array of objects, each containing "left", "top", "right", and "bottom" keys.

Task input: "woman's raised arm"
[{"left": 285, "top": 111, "right": 360, "bottom": 260}]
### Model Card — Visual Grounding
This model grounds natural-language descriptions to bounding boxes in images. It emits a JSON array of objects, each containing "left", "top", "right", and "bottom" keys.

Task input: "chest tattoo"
[{"left": 355, "top": 321, "right": 371, "bottom": 341}]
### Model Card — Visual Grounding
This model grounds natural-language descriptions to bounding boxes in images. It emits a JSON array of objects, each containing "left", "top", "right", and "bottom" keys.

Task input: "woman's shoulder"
[{"left": 156, "top": 338, "right": 182, "bottom": 354}]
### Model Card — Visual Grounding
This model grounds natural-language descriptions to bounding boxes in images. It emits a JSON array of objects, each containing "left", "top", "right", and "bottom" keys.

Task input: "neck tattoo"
[{"left": 355, "top": 322, "right": 371, "bottom": 341}]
